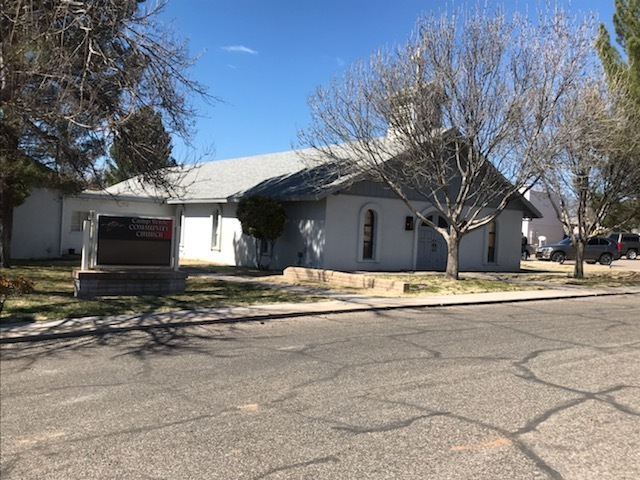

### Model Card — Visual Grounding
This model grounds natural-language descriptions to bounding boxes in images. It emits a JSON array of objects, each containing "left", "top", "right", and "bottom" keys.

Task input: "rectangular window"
[
  {"left": 211, "top": 208, "right": 221, "bottom": 250},
  {"left": 260, "top": 239, "right": 271, "bottom": 256},
  {"left": 70, "top": 211, "right": 89, "bottom": 232},
  {"left": 487, "top": 221, "right": 496, "bottom": 263}
]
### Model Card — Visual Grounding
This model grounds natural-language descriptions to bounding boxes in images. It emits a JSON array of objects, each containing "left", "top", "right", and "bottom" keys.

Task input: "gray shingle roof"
[
  {"left": 100, "top": 137, "right": 541, "bottom": 218},
  {"left": 106, "top": 149, "right": 313, "bottom": 203},
  {"left": 103, "top": 140, "right": 386, "bottom": 203},
  {"left": 230, "top": 161, "right": 361, "bottom": 201}
]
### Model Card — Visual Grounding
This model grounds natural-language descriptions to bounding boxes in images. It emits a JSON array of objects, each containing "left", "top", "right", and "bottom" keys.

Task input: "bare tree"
[
  {"left": 0, "top": 0, "right": 211, "bottom": 267},
  {"left": 540, "top": 77, "right": 640, "bottom": 278},
  {"left": 298, "top": 6, "right": 596, "bottom": 279}
]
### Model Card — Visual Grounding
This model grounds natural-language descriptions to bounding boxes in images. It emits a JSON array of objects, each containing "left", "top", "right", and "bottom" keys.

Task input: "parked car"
[
  {"left": 607, "top": 232, "right": 640, "bottom": 260},
  {"left": 535, "top": 236, "right": 621, "bottom": 265}
]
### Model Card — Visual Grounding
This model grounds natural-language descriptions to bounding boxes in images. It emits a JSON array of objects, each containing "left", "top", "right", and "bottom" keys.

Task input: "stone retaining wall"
[{"left": 283, "top": 267, "right": 409, "bottom": 293}]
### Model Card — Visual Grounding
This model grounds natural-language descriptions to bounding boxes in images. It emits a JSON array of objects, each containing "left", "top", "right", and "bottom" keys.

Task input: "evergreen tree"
[
  {"left": 0, "top": 0, "right": 208, "bottom": 267},
  {"left": 596, "top": 1, "right": 640, "bottom": 233},
  {"left": 105, "top": 107, "right": 175, "bottom": 185},
  {"left": 596, "top": 0, "right": 639, "bottom": 104}
]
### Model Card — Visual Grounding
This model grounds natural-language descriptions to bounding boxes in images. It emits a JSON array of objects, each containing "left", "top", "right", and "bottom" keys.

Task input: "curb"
[{"left": 2, "top": 289, "right": 638, "bottom": 344}]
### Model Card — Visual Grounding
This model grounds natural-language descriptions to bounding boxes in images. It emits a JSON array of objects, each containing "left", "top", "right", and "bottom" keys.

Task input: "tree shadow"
[{"left": 0, "top": 310, "right": 253, "bottom": 372}]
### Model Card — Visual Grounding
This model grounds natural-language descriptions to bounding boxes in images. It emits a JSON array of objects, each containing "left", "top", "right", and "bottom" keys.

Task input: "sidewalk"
[{"left": 2, "top": 282, "right": 639, "bottom": 343}]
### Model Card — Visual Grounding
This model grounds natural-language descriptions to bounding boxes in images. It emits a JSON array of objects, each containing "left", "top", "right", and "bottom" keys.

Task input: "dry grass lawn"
[
  {"left": 3, "top": 259, "right": 637, "bottom": 323},
  {"left": 0, "top": 260, "right": 322, "bottom": 323}
]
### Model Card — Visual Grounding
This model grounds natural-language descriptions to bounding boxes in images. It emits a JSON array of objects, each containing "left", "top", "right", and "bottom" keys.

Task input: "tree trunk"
[
  {"left": 445, "top": 230, "right": 461, "bottom": 280},
  {"left": 263, "top": 239, "right": 276, "bottom": 271},
  {"left": 574, "top": 240, "right": 585, "bottom": 279},
  {"left": 0, "top": 189, "right": 14, "bottom": 268},
  {"left": 574, "top": 171, "right": 588, "bottom": 280},
  {"left": 1, "top": 129, "right": 23, "bottom": 269}
]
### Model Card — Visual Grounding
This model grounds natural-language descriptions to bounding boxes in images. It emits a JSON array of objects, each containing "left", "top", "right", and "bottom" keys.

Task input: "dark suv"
[
  {"left": 608, "top": 232, "right": 640, "bottom": 260},
  {"left": 535, "top": 236, "right": 620, "bottom": 265}
]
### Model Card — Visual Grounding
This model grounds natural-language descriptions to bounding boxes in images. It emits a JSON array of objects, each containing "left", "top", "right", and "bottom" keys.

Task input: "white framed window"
[
  {"left": 70, "top": 211, "right": 89, "bottom": 232},
  {"left": 211, "top": 207, "right": 221, "bottom": 250}
]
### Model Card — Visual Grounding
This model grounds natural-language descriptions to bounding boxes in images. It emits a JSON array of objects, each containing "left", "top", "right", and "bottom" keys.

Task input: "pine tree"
[
  {"left": 0, "top": 0, "right": 208, "bottom": 267},
  {"left": 596, "top": 0, "right": 640, "bottom": 103},
  {"left": 105, "top": 107, "right": 175, "bottom": 185},
  {"left": 596, "top": 1, "right": 640, "bottom": 233}
]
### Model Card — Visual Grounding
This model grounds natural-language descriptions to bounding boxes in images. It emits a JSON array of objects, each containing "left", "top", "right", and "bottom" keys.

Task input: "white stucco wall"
[
  {"left": 323, "top": 194, "right": 419, "bottom": 271},
  {"left": 276, "top": 200, "right": 326, "bottom": 269},
  {"left": 322, "top": 194, "right": 525, "bottom": 272},
  {"left": 61, "top": 194, "right": 173, "bottom": 255},
  {"left": 12, "top": 188, "right": 63, "bottom": 259},
  {"left": 171, "top": 193, "right": 526, "bottom": 272},
  {"left": 178, "top": 200, "right": 327, "bottom": 269},
  {"left": 458, "top": 208, "right": 523, "bottom": 271},
  {"left": 178, "top": 203, "right": 242, "bottom": 265}
]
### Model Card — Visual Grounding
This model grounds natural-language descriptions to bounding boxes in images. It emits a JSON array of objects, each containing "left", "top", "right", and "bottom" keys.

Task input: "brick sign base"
[{"left": 73, "top": 270, "right": 187, "bottom": 298}]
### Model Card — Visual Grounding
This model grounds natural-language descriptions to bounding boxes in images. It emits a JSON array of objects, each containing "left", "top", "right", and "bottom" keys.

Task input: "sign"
[{"left": 96, "top": 215, "right": 173, "bottom": 266}]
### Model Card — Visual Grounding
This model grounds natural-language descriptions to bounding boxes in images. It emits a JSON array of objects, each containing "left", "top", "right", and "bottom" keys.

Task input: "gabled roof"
[
  {"left": 228, "top": 161, "right": 364, "bottom": 202},
  {"left": 104, "top": 141, "right": 392, "bottom": 204},
  {"left": 99, "top": 136, "right": 541, "bottom": 218}
]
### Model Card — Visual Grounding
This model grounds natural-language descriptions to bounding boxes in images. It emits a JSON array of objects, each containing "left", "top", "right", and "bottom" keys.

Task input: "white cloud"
[{"left": 221, "top": 45, "right": 258, "bottom": 55}]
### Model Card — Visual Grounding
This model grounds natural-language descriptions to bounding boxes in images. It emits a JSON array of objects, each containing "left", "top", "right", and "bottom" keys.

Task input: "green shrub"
[{"left": 236, "top": 195, "right": 287, "bottom": 270}]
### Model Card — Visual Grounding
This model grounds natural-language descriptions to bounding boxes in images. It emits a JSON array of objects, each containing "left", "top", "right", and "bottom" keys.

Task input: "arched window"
[
  {"left": 487, "top": 220, "right": 497, "bottom": 263},
  {"left": 424, "top": 213, "right": 449, "bottom": 229},
  {"left": 363, "top": 209, "right": 375, "bottom": 260},
  {"left": 358, "top": 203, "right": 381, "bottom": 262}
]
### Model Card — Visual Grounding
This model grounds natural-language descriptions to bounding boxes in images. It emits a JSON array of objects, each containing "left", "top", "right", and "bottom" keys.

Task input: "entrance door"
[{"left": 416, "top": 214, "right": 448, "bottom": 271}]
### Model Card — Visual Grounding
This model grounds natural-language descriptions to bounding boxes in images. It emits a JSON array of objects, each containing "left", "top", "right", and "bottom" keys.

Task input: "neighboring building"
[
  {"left": 13, "top": 145, "right": 541, "bottom": 272},
  {"left": 521, "top": 190, "right": 564, "bottom": 247}
]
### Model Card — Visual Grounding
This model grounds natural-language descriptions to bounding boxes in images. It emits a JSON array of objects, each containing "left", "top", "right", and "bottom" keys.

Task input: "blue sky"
[{"left": 158, "top": 1, "right": 617, "bottom": 162}]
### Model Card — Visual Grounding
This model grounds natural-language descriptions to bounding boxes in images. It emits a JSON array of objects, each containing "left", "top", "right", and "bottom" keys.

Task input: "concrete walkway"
[{"left": 2, "top": 274, "right": 639, "bottom": 343}]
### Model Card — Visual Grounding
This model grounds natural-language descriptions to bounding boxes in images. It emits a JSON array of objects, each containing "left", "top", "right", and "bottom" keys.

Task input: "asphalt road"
[{"left": 1, "top": 296, "right": 639, "bottom": 479}]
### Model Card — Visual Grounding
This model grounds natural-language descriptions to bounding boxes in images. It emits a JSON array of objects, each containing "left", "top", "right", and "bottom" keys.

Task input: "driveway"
[
  {"left": 526, "top": 258, "right": 640, "bottom": 272},
  {"left": 613, "top": 258, "right": 640, "bottom": 271}
]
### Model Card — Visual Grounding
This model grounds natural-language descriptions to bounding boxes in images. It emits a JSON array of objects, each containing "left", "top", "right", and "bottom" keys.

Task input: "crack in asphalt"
[
  {"left": 253, "top": 455, "right": 340, "bottom": 479},
  {"left": 264, "top": 309, "right": 640, "bottom": 479},
  {"left": 514, "top": 349, "right": 640, "bottom": 417},
  {"left": 331, "top": 411, "right": 449, "bottom": 434},
  {"left": 2, "top": 298, "right": 639, "bottom": 479}
]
